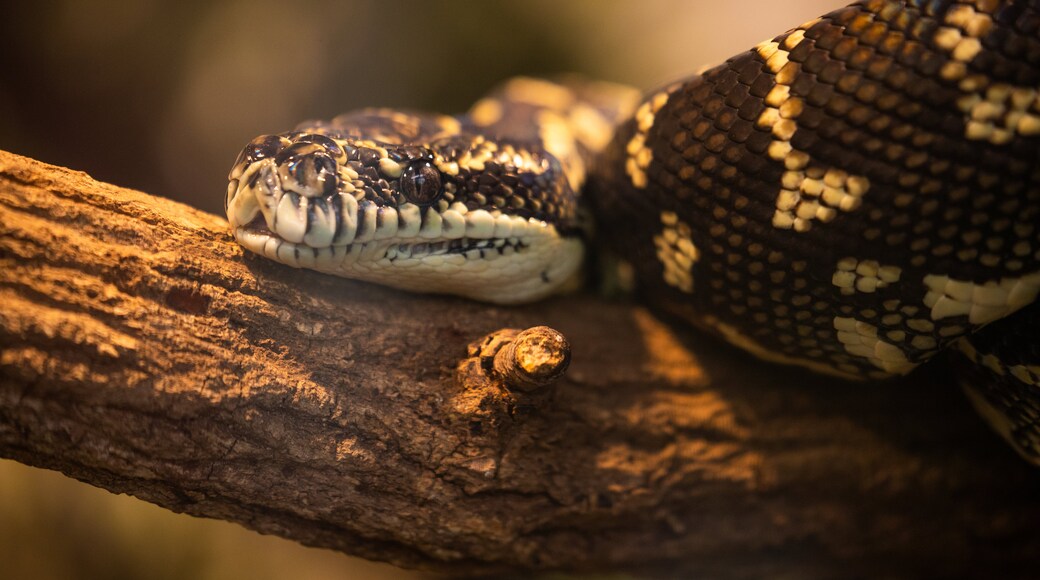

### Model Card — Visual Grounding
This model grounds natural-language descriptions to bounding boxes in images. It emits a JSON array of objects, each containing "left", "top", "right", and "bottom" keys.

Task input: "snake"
[{"left": 224, "top": 0, "right": 1040, "bottom": 465}]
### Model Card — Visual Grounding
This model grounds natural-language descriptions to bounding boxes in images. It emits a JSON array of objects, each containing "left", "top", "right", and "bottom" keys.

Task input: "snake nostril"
[{"left": 275, "top": 142, "right": 339, "bottom": 198}]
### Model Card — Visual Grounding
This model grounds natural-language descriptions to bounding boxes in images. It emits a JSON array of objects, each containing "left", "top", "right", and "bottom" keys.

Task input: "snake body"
[{"left": 225, "top": 1, "right": 1040, "bottom": 463}]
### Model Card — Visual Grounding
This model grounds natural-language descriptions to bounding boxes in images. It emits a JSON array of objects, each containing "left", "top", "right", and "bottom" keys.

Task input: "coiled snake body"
[{"left": 226, "top": 1, "right": 1040, "bottom": 464}]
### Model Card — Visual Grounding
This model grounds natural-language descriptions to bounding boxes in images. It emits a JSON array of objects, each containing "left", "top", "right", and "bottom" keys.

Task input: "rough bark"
[{"left": 0, "top": 149, "right": 1037, "bottom": 578}]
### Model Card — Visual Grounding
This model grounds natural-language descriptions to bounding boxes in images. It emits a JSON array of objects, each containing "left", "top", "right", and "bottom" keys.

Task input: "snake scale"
[{"left": 225, "top": 0, "right": 1040, "bottom": 465}]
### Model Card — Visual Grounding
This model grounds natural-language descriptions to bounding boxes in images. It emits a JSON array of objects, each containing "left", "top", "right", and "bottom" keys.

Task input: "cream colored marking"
[
  {"left": 337, "top": 162, "right": 359, "bottom": 183},
  {"left": 569, "top": 102, "right": 620, "bottom": 152},
  {"left": 337, "top": 189, "right": 359, "bottom": 244},
  {"left": 304, "top": 198, "right": 338, "bottom": 247},
  {"left": 397, "top": 203, "right": 421, "bottom": 237},
  {"left": 832, "top": 257, "right": 902, "bottom": 295},
  {"left": 470, "top": 97, "right": 503, "bottom": 126},
  {"left": 1011, "top": 364, "right": 1040, "bottom": 386},
  {"left": 653, "top": 211, "right": 700, "bottom": 293},
  {"left": 436, "top": 115, "right": 462, "bottom": 135},
  {"left": 569, "top": 80, "right": 640, "bottom": 152},
  {"left": 922, "top": 271, "right": 1040, "bottom": 324},
  {"left": 227, "top": 163, "right": 262, "bottom": 226},
  {"left": 354, "top": 201, "right": 379, "bottom": 243},
  {"left": 910, "top": 335, "right": 937, "bottom": 350},
  {"left": 833, "top": 317, "right": 915, "bottom": 374},
  {"left": 378, "top": 157, "right": 402, "bottom": 178},
  {"left": 537, "top": 109, "right": 584, "bottom": 191},
  {"left": 502, "top": 77, "right": 576, "bottom": 110},
  {"left": 755, "top": 31, "right": 871, "bottom": 232},
  {"left": 465, "top": 209, "right": 496, "bottom": 238},
  {"left": 933, "top": 5, "right": 1040, "bottom": 143},
  {"left": 625, "top": 85, "right": 678, "bottom": 189},
  {"left": 704, "top": 316, "right": 859, "bottom": 379}
]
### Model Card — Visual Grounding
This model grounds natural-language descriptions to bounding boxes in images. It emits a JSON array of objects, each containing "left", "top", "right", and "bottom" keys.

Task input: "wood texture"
[{"left": 0, "top": 149, "right": 1038, "bottom": 577}]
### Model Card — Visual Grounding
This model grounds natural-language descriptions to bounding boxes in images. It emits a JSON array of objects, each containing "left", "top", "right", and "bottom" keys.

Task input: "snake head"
[{"left": 225, "top": 124, "right": 583, "bottom": 304}]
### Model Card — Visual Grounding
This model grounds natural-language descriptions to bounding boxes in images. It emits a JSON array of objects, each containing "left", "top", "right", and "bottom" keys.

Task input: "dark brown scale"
[
  {"left": 360, "top": 166, "right": 380, "bottom": 182},
  {"left": 494, "top": 183, "right": 514, "bottom": 198},
  {"left": 786, "top": 35, "right": 819, "bottom": 63},
  {"left": 402, "top": 147, "right": 427, "bottom": 161},
  {"left": 789, "top": 72, "right": 818, "bottom": 96},
  {"left": 895, "top": 38, "right": 926, "bottom": 67},
  {"left": 805, "top": 82, "right": 836, "bottom": 108},
  {"left": 358, "top": 148, "right": 382, "bottom": 166},
  {"left": 802, "top": 49, "right": 830, "bottom": 74},
  {"left": 229, "top": 134, "right": 285, "bottom": 179},
  {"left": 735, "top": 57, "right": 764, "bottom": 85},
  {"left": 466, "top": 175, "right": 483, "bottom": 195},
  {"left": 749, "top": 73, "right": 776, "bottom": 99},
  {"left": 724, "top": 84, "right": 751, "bottom": 108},
  {"left": 291, "top": 133, "right": 344, "bottom": 159},
  {"left": 478, "top": 173, "right": 498, "bottom": 188}
]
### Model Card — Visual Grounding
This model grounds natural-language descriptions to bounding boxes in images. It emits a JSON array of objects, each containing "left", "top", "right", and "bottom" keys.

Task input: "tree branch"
[{"left": 1, "top": 149, "right": 1037, "bottom": 577}]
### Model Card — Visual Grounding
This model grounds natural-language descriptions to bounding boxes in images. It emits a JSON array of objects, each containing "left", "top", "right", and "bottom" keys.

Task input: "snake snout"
[{"left": 226, "top": 131, "right": 350, "bottom": 245}]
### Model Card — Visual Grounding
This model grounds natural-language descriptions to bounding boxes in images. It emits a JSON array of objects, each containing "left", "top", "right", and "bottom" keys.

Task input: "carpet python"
[{"left": 225, "top": 0, "right": 1040, "bottom": 464}]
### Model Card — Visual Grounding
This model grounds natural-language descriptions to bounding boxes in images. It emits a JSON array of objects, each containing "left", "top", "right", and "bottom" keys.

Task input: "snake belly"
[{"left": 225, "top": 2, "right": 1040, "bottom": 463}]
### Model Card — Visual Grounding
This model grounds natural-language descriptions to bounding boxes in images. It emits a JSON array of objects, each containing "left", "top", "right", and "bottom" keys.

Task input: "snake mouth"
[
  {"left": 387, "top": 237, "right": 530, "bottom": 259},
  {"left": 236, "top": 213, "right": 529, "bottom": 262}
]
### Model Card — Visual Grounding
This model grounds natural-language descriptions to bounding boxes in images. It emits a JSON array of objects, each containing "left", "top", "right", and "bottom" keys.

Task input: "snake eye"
[{"left": 400, "top": 161, "right": 442, "bottom": 205}]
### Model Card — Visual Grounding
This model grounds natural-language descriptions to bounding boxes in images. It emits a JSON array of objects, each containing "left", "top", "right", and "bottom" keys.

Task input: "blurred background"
[{"left": 0, "top": 1, "right": 836, "bottom": 578}]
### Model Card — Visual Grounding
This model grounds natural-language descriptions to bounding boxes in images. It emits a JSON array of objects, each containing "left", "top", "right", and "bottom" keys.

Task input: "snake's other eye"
[{"left": 400, "top": 161, "right": 442, "bottom": 205}]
